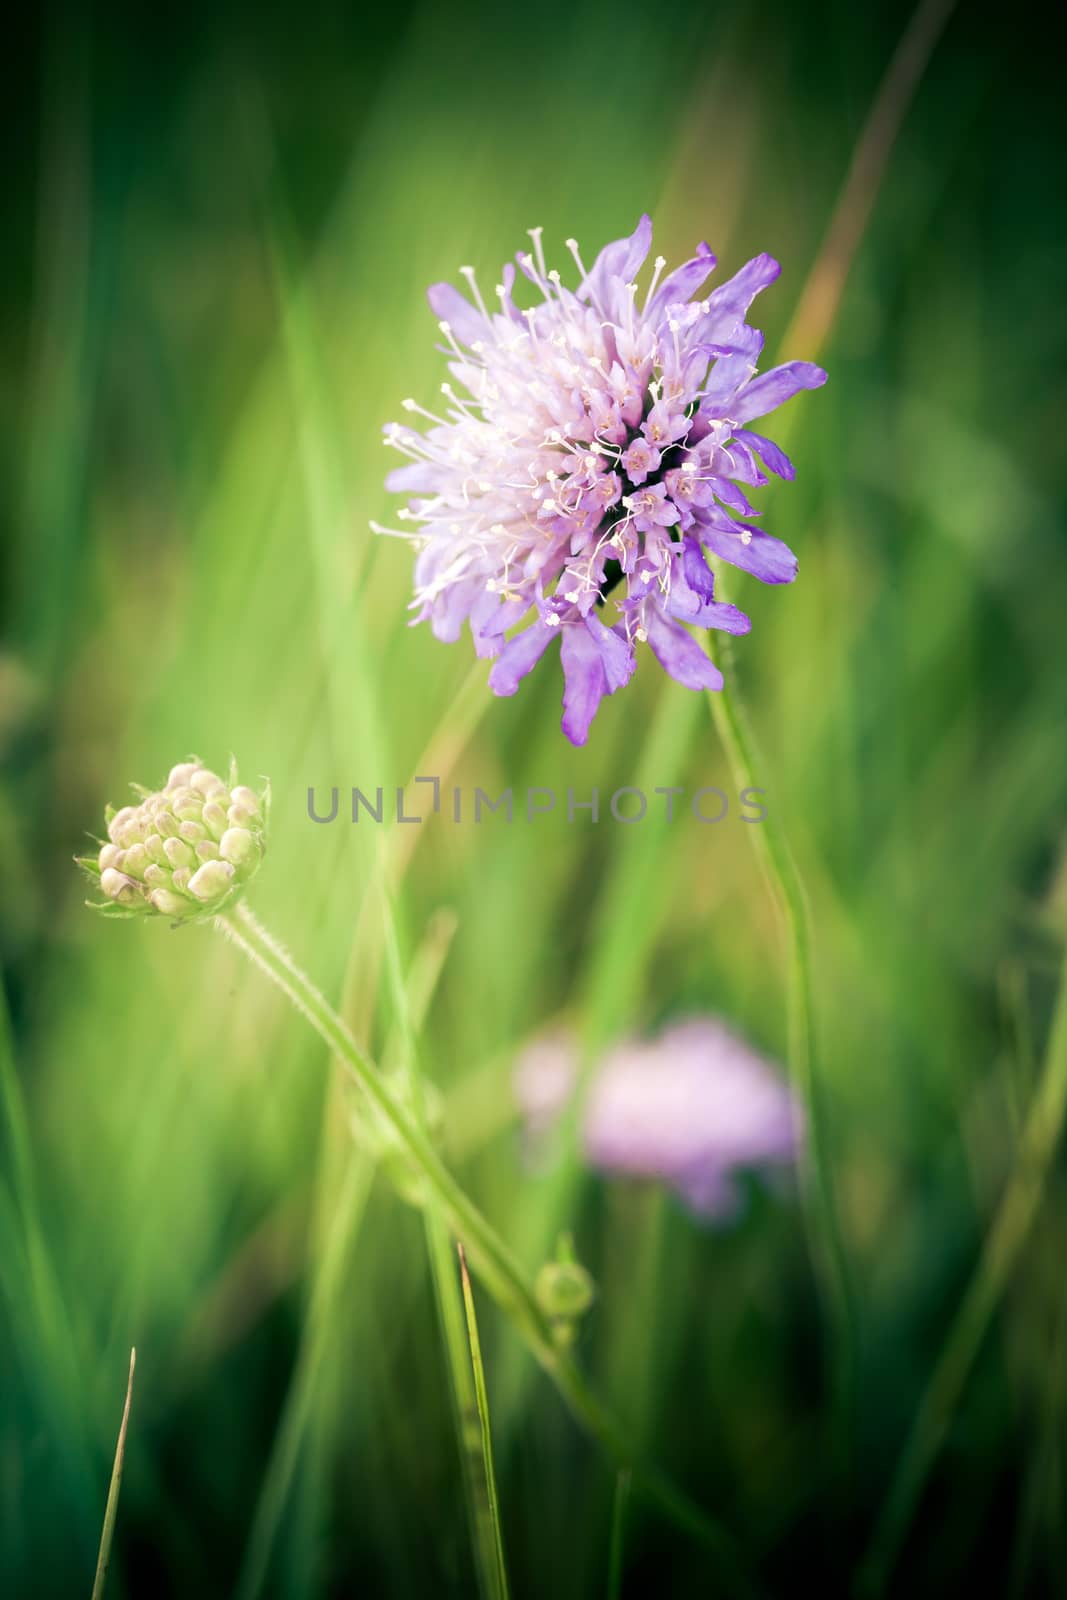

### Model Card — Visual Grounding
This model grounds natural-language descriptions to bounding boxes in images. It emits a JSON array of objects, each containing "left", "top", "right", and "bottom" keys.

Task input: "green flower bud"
[
  {"left": 534, "top": 1237, "right": 595, "bottom": 1347},
  {"left": 535, "top": 1260, "right": 596, "bottom": 1322},
  {"left": 81, "top": 758, "right": 269, "bottom": 921}
]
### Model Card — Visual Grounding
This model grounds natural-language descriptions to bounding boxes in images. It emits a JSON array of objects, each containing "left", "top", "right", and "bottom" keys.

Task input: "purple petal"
[
  {"left": 496, "top": 261, "right": 522, "bottom": 322},
  {"left": 666, "top": 553, "right": 751, "bottom": 633},
  {"left": 560, "top": 621, "right": 609, "bottom": 746},
  {"left": 579, "top": 214, "right": 653, "bottom": 309},
  {"left": 430, "top": 577, "right": 481, "bottom": 642},
  {"left": 700, "top": 325, "right": 765, "bottom": 412},
  {"left": 385, "top": 461, "right": 440, "bottom": 494},
  {"left": 488, "top": 621, "right": 557, "bottom": 697},
  {"left": 711, "top": 479, "right": 759, "bottom": 518},
  {"left": 734, "top": 429, "right": 795, "bottom": 481},
  {"left": 716, "top": 436, "right": 767, "bottom": 487},
  {"left": 469, "top": 590, "right": 529, "bottom": 659},
  {"left": 681, "top": 538, "right": 716, "bottom": 602},
  {"left": 478, "top": 595, "right": 529, "bottom": 641},
  {"left": 698, "top": 253, "right": 780, "bottom": 340},
  {"left": 697, "top": 515, "right": 798, "bottom": 585},
  {"left": 426, "top": 282, "right": 489, "bottom": 348},
  {"left": 733, "top": 362, "right": 827, "bottom": 424},
  {"left": 646, "top": 241, "right": 717, "bottom": 323},
  {"left": 583, "top": 612, "right": 635, "bottom": 693},
  {"left": 674, "top": 1165, "right": 742, "bottom": 1221},
  {"left": 644, "top": 606, "right": 724, "bottom": 691},
  {"left": 704, "top": 600, "right": 750, "bottom": 634}
]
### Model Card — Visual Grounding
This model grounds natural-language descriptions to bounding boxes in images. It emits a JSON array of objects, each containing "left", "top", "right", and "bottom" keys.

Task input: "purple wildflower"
[
  {"left": 377, "top": 217, "right": 826, "bottom": 745},
  {"left": 514, "top": 1017, "right": 803, "bottom": 1221}
]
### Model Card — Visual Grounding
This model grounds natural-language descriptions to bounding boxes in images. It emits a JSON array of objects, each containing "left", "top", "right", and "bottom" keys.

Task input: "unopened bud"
[
  {"left": 535, "top": 1259, "right": 595, "bottom": 1323},
  {"left": 187, "top": 859, "right": 235, "bottom": 902},
  {"left": 81, "top": 757, "right": 269, "bottom": 921},
  {"left": 220, "top": 826, "right": 259, "bottom": 867},
  {"left": 535, "top": 1237, "right": 595, "bottom": 1346}
]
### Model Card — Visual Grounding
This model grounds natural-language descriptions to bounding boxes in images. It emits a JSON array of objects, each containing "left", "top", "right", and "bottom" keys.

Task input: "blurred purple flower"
[
  {"left": 514, "top": 1017, "right": 803, "bottom": 1221},
  {"left": 377, "top": 218, "right": 825, "bottom": 744}
]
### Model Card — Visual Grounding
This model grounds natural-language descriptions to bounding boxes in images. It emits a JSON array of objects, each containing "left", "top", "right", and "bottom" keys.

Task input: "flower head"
[
  {"left": 515, "top": 1017, "right": 803, "bottom": 1221},
  {"left": 80, "top": 759, "right": 268, "bottom": 921},
  {"left": 378, "top": 217, "right": 825, "bottom": 744}
]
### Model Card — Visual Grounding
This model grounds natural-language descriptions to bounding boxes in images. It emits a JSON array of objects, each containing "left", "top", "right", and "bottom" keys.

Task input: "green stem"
[
  {"left": 216, "top": 903, "right": 753, "bottom": 1584},
  {"left": 706, "top": 630, "right": 857, "bottom": 1431},
  {"left": 857, "top": 949, "right": 1067, "bottom": 1595},
  {"left": 218, "top": 904, "right": 549, "bottom": 1355}
]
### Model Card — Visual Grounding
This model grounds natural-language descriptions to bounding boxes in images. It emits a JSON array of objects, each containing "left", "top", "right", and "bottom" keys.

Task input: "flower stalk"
[{"left": 216, "top": 903, "right": 752, "bottom": 1582}]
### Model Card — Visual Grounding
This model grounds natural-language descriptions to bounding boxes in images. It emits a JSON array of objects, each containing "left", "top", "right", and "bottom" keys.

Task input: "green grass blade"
[
  {"left": 458, "top": 1244, "right": 510, "bottom": 1600},
  {"left": 234, "top": 1157, "right": 374, "bottom": 1600},
  {"left": 858, "top": 944, "right": 1067, "bottom": 1595},
  {"left": 375, "top": 880, "right": 509, "bottom": 1600},
  {"left": 607, "top": 1469, "right": 632, "bottom": 1600},
  {"left": 91, "top": 1347, "right": 136, "bottom": 1600},
  {"left": 706, "top": 633, "right": 858, "bottom": 1452},
  {"left": 424, "top": 1212, "right": 506, "bottom": 1600}
]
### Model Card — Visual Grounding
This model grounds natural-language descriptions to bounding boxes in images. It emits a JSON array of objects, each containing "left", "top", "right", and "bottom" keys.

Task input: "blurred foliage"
[{"left": 2, "top": 0, "right": 1066, "bottom": 1594}]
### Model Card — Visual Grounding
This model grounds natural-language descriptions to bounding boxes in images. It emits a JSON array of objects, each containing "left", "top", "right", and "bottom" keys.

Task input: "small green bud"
[
  {"left": 535, "top": 1259, "right": 596, "bottom": 1324},
  {"left": 535, "top": 1235, "right": 595, "bottom": 1347},
  {"left": 83, "top": 757, "right": 268, "bottom": 921}
]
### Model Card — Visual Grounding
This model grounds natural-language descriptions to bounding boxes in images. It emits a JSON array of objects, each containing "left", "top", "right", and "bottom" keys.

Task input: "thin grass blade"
[
  {"left": 458, "top": 1243, "right": 510, "bottom": 1600},
  {"left": 91, "top": 1347, "right": 136, "bottom": 1600}
]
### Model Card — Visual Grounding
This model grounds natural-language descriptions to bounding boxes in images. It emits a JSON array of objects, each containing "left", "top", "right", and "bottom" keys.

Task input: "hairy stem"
[{"left": 216, "top": 902, "right": 755, "bottom": 1585}]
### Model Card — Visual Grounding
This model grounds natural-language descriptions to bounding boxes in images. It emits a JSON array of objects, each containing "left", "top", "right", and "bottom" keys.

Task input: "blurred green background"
[{"left": 3, "top": 0, "right": 1066, "bottom": 1594}]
